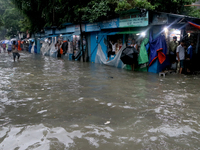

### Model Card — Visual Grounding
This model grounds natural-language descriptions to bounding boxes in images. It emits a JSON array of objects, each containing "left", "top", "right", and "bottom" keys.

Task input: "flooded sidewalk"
[{"left": 0, "top": 52, "right": 200, "bottom": 149}]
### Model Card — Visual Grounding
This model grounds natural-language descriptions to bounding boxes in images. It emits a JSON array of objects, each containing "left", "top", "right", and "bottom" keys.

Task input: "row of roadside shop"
[{"left": 32, "top": 9, "right": 200, "bottom": 74}]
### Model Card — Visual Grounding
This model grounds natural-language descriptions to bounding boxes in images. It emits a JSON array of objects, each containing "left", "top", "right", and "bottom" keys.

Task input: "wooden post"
[{"left": 79, "top": 13, "right": 85, "bottom": 62}]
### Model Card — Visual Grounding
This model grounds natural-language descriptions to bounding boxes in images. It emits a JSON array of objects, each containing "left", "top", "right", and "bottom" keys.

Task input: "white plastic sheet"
[
  {"left": 40, "top": 42, "right": 52, "bottom": 56},
  {"left": 31, "top": 42, "right": 35, "bottom": 53},
  {"left": 95, "top": 44, "right": 126, "bottom": 68},
  {"left": 49, "top": 44, "right": 58, "bottom": 57}
]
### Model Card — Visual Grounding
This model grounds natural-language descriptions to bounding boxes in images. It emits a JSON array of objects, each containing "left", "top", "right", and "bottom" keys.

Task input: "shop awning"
[
  {"left": 116, "top": 31, "right": 140, "bottom": 34},
  {"left": 188, "top": 21, "right": 200, "bottom": 30},
  {"left": 61, "top": 34, "right": 73, "bottom": 37},
  {"left": 108, "top": 32, "right": 119, "bottom": 35},
  {"left": 98, "top": 32, "right": 119, "bottom": 36},
  {"left": 47, "top": 35, "right": 58, "bottom": 38}
]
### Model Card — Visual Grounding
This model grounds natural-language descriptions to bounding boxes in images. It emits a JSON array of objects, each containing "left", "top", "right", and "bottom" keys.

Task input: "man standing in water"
[
  {"left": 169, "top": 36, "right": 178, "bottom": 63},
  {"left": 12, "top": 41, "right": 20, "bottom": 62},
  {"left": 176, "top": 40, "right": 185, "bottom": 74}
]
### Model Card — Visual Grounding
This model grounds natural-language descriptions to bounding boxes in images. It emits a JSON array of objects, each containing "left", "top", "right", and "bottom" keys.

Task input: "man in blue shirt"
[
  {"left": 185, "top": 42, "right": 194, "bottom": 73},
  {"left": 187, "top": 42, "right": 194, "bottom": 60},
  {"left": 7, "top": 42, "right": 12, "bottom": 54}
]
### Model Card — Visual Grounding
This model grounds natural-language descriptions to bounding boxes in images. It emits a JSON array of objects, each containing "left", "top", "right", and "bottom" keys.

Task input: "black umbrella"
[{"left": 120, "top": 46, "right": 138, "bottom": 65}]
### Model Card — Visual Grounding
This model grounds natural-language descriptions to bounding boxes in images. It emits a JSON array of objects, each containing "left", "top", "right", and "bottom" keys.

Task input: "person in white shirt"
[
  {"left": 107, "top": 40, "right": 117, "bottom": 61},
  {"left": 176, "top": 40, "right": 185, "bottom": 74}
]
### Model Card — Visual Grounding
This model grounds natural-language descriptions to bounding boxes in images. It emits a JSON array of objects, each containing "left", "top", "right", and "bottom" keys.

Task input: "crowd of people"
[
  {"left": 107, "top": 38, "right": 139, "bottom": 70},
  {"left": 169, "top": 36, "right": 194, "bottom": 74},
  {"left": 106, "top": 35, "right": 196, "bottom": 74},
  {"left": 47, "top": 37, "right": 70, "bottom": 58},
  {"left": 0, "top": 35, "right": 196, "bottom": 74},
  {"left": 0, "top": 40, "right": 21, "bottom": 62}
]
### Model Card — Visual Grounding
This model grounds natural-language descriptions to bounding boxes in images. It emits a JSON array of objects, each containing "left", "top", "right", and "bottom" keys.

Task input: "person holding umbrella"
[
  {"left": 131, "top": 39, "right": 138, "bottom": 51},
  {"left": 120, "top": 45, "right": 138, "bottom": 71}
]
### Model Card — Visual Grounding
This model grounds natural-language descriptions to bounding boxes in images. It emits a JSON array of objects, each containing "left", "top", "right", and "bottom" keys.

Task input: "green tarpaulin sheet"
[{"left": 138, "top": 38, "right": 149, "bottom": 65}]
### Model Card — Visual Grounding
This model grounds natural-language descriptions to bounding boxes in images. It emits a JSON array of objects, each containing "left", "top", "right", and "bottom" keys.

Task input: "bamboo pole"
[{"left": 184, "top": 4, "right": 200, "bottom": 6}]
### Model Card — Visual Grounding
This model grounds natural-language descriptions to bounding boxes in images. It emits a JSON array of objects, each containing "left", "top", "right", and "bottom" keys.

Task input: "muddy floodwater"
[{"left": 0, "top": 52, "right": 200, "bottom": 150}]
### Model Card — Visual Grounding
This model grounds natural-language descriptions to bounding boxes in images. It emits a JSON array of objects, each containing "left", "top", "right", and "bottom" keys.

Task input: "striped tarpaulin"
[{"left": 188, "top": 21, "right": 200, "bottom": 30}]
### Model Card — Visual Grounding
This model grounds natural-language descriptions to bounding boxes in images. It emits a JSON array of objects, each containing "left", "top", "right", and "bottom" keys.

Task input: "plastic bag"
[
  {"left": 41, "top": 42, "right": 51, "bottom": 56},
  {"left": 31, "top": 42, "right": 35, "bottom": 53},
  {"left": 50, "top": 44, "right": 58, "bottom": 57}
]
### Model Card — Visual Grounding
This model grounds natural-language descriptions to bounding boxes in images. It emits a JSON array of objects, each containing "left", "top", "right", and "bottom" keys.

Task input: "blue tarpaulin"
[{"left": 149, "top": 34, "right": 167, "bottom": 66}]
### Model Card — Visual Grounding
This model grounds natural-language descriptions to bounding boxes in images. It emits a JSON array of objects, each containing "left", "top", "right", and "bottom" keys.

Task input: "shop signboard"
[
  {"left": 66, "top": 25, "right": 75, "bottom": 33},
  {"left": 55, "top": 28, "right": 67, "bottom": 34},
  {"left": 85, "top": 23, "right": 101, "bottom": 32},
  {"left": 119, "top": 12, "right": 149, "bottom": 28},
  {"left": 100, "top": 19, "right": 119, "bottom": 29},
  {"left": 45, "top": 29, "right": 53, "bottom": 35},
  {"left": 75, "top": 24, "right": 86, "bottom": 32}
]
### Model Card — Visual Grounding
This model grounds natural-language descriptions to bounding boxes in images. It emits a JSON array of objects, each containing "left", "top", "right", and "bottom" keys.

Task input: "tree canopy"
[
  {"left": 8, "top": 0, "right": 200, "bottom": 34},
  {"left": 0, "top": 0, "right": 28, "bottom": 39}
]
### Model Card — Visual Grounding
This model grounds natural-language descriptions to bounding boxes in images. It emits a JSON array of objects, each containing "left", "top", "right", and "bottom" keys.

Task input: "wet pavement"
[{"left": 0, "top": 52, "right": 200, "bottom": 149}]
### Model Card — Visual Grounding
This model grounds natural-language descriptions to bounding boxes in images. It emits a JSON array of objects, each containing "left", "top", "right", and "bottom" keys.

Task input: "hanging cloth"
[
  {"left": 138, "top": 38, "right": 149, "bottom": 65},
  {"left": 149, "top": 34, "right": 167, "bottom": 66},
  {"left": 18, "top": 40, "right": 22, "bottom": 51}
]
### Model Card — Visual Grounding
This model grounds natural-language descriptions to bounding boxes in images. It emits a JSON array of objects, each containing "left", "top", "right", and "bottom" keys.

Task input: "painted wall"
[{"left": 90, "top": 32, "right": 108, "bottom": 63}]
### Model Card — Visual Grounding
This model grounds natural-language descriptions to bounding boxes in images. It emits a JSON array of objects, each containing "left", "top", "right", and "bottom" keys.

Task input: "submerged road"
[{"left": 0, "top": 52, "right": 200, "bottom": 149}]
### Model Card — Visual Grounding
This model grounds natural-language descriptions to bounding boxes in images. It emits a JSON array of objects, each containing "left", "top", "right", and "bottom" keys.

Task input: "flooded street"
[{"left": 0, "top": 52, "right": 200, "bottom": 150}]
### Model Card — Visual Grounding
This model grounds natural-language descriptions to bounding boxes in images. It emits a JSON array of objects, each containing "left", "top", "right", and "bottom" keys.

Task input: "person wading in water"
[{"left": 12, "top": 41, "right": 20, "bottom": 62}]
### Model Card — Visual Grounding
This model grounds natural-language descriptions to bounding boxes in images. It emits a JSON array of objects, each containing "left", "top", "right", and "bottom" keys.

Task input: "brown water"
[{"left": 0, "top": 52, "right": 200, "bottom": 150}]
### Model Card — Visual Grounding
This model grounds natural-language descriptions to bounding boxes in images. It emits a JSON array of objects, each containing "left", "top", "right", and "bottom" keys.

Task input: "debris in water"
[
  {"left": 104, "top": 121, "right": 110, "bottom": 125},
  {"left": 0, "top": 122, "right": 10, "bottom": 127},
  {"left": 41, "top": 88, "right": 44, "bottom": 91},
  {"left": 38, "top": 110, "right": 47, "bottom": 114}
]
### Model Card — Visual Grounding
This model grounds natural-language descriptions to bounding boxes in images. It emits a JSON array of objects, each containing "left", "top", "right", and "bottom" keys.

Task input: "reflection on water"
[{"left": 0, "top": 52, "right": 200, "bottom": 149}]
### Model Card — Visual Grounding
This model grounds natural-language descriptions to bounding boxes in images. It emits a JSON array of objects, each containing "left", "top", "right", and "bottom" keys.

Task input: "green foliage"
[
  {"left": 9, "top": 0, "right": 200, "bottom": 34},
  {"left": 183, "top": 6, "right": 200, "bottom": 18},
  {"left": 149, "top": 0, "right": 198, "bottom": 14},
  {"left": 0, "top": 0, "right": 28, "bottom": 38},
  {"left": 115, "top": 0, "right": 154, "bottom": 12},
  {"left": 81, "top": 0, "right": 117, "bottom": 22},
  {"left": 3, "top": 8, "right": 21, "bottom": 36}
]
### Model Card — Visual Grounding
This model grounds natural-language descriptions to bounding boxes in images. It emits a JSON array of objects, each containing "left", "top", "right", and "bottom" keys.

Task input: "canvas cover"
[{"left": 149, "top": 34, "right": 167, "bottom": 66}]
